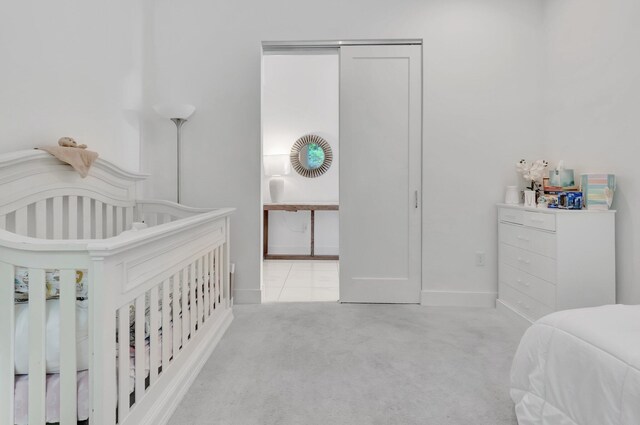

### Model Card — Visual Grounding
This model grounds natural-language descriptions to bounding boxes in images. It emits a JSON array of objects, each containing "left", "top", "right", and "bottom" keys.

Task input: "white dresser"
[{"left": 497, "top": 204, "right": 616, "bottom": 324}]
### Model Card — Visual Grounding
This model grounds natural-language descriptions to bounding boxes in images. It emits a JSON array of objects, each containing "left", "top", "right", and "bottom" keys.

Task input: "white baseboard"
[
  {"left": 421, "top": 290, "right": 497, "bottom": 308},
  {"left": 233, "top": 288, "right": 262, "bottom": 304},
  {"left": 137, "top": 307, "right": 233, "bottom": 425},
  {"left": 266, "top": 246, "right": 339, "bottom": 256}
]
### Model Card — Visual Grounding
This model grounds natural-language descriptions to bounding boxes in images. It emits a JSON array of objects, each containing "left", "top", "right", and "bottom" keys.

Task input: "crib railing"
[
  {"left": 112, "top": 243, "right": 226, "bottom": 424},
  {"left": 0, "top": 253, "right": 90, "bottom": 425},
  {"left": 0, "top": 207, "right": 233, "bottom": 425},
  {"left": 0, "top": 195, "right": 135, "bottom": 239},
  {"left": 136, "top": 199, "right": 216, "bottom": 227}
]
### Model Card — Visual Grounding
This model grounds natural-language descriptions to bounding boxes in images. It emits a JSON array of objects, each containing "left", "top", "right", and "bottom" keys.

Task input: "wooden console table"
[{"left": 263, "top": 203, "right": 339, "bottom": 260}]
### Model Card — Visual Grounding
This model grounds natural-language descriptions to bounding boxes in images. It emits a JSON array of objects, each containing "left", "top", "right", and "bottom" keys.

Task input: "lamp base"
[{"left": 269, "top": 177, "right": 284, "bottom": 203}]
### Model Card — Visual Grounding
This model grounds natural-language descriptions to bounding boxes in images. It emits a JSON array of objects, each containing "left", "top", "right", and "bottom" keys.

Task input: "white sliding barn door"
[{"left": 339, "top": 44, "right": 422, "bottom": 303}]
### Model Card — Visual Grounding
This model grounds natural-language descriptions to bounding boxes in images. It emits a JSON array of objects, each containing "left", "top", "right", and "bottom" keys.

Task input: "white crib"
[{"left": 0, "top": 150, "right": 234, "bottom": 425}]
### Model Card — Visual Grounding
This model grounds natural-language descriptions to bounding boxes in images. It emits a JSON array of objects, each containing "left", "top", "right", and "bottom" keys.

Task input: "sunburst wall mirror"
[{"left": 290, "top": 134, "right": 333, "bottom": 178}]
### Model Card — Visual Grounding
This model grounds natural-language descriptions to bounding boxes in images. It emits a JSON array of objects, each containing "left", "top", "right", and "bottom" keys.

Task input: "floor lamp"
[{"left": 153, "top": 104, "right": 196, "bottom": 204}]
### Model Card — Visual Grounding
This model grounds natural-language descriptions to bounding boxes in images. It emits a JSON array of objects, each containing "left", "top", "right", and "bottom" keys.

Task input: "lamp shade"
[
  {"left": 264, "top": 154, "right": 291, "bottom": 176},
  {"left": 153, "top": 104, "right": 196, "bottom": 120}
]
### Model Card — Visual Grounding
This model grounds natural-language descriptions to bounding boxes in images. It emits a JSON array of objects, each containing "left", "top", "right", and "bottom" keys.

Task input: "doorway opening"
[
  {"left": 260, "top": 39, "right": 423, "bottom": 304},
  {"left": 261, "top": 47, "right": 340, "bottom": 303}
]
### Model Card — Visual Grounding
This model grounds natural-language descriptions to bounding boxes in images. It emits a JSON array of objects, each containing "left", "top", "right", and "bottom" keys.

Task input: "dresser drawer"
[
  {"left": 499, "top": 281, "right": 554, "bottom": 322},
  {"left": 523, "top": 211, "right": 556, "bottom": 231},
  {"left": 499, "top": 208, "right": 524, "bottom": 225},
  {"left": 499, "top": 243, "right": 557, "bottom": 283},
  {"left": 499, "top": 262, "right": 556, "bottom": 308},
  {"left": 499, "top": 223, "right": 557, "bottom": 258}
]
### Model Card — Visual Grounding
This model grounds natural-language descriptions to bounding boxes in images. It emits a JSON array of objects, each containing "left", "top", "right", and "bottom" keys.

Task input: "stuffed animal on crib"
[{"left": 58, "top": 137, "right": 87, "bottom": 149}]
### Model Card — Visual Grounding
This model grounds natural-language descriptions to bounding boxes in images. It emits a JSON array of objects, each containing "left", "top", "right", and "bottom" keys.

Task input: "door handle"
[{"left": 414, "top": 190, "right": 418, "bottom": 209}]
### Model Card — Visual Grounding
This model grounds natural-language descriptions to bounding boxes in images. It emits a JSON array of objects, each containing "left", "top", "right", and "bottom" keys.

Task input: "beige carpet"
[{"left": 169, "top": 303, "right": 524, "bottom": 425}]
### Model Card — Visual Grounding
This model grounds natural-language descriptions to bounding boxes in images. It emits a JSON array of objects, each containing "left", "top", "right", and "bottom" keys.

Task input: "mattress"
[
  {"left": 14, "top": 293, "right": 185, "bottom": 374},
  {"left": 510, "top": 305, "right": 640, "bottom": 425}
]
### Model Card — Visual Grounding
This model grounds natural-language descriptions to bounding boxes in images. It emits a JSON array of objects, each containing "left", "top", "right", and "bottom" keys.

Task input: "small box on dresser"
[{"left": 497, "top": 203, "right": 616, "bottom": 326}]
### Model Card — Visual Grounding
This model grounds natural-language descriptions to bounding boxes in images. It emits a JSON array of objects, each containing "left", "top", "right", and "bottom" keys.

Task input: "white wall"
[
  {"left": 0, "top": 0, "right": 148, "bottom": 171},
  {"left": 543, "top": 0, "right": 640, "bottom": 304},
  {"left": 262, "top": 53, "right": 339, "bottom": 256},
  {"left": 146, "top": 0, "right": 545, "bottom": 304}
]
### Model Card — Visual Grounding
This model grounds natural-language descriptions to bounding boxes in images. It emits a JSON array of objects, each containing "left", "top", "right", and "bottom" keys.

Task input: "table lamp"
[{"left": 264, "top": 154, "right": 291, "bottom": 203}]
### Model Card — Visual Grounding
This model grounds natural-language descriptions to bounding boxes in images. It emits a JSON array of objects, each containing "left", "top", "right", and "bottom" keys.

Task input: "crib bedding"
[
  {"left": 14, "top": 326, "right": 174, "bottom": 425},
  {"left": 510, "top": 305, "right": 640, "bottom": 425},
  {"left": 14, "top": 275, "right": 205, "bottom": 374},
  {"left": 14, "top": 371, "right": 90, "bottom": 424},
  {"left": 14, "top": 267, "right": 88, "bottom": 302},
  {"left": 14, "top": 299, "right": 90, "bottom": 374}
]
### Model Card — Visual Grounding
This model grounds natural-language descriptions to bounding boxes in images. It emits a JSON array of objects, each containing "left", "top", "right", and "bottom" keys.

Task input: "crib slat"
[
  {"left": 116, "top": 206, "right": 124, "bottom": 236},
  {"left": 82, "top": 197, "right": 92, "bottom": 238},
  {"left": 53, "top": 196, "right": 63, "bottom": 239},
  {"left": 59, "top": 270, "right": 77, "bottom": 425},
  {"left": 172, "top": 272, "right": 181, "bottom": 356},
  {"left": 28, "top": 268, "right": 47, "bottom": 425},
  {"left": 209, "top": 251, "right": 215, "bottom": 311},
  {"left": 15, "top": 206, "right": 28, "bottom": 235},
  {"left": 216, "top": 247, "right": 222, "bottom": 306},
  {"left": 95, "top": 200, "right": 103, "bottom": 239},
  {"left": 203, "top": 254, "right": 210, "bottom": 319},
  {"left": 118, "top": 306, "right": 130, "bottom": 421},
  {"left": 135, "top": 295, "right": 145, "bottom": 402},
  {"left": 0, "top": 263, "right": 15, "bottom": 425},
  {"left": 68, "top": 196, "right": 78, "bottom": 239},
  {"left": 0, "top": 214, "right": 5, "bottom": 229},
  {"left": 182, "top": 268, "right": 189, "bottom": 343},
  {"left": 199, "top": 257, "right": 205, "bottom": 322},
  {"left": 190, "top": 262, "right": 197, "bottom": 336},
  {"left": 106, "top": 205, "right": 114, "bottom": 238},
  {"left": 149, "top": 286, "right": 159, "bottom": 385},
  {"left": 214, "top": 250, "right": 219, "bottom": 310},
  {"left": 35, "top": 200, "right": 47, "bottom": 239},
  {"left": 125, "top": 207, "right": 134, "bottom": 231},
  {"left": 161, "top": 279, "right": 171, "bottom": 371}
]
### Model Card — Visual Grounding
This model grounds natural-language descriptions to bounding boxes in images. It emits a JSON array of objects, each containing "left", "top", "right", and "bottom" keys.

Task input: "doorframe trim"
[{"left": 262, "top": 39, "right": 422, "bottom": 51}]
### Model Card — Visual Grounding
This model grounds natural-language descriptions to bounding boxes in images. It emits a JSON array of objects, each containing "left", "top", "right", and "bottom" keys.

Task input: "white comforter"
[{"left": 511, "top": 305, "right": 640, "bottom": 425}]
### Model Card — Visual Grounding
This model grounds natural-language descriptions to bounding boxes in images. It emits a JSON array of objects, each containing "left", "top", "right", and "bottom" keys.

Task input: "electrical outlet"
[{"left": 475, "top": 251, "right": 486, "bottom": 267}]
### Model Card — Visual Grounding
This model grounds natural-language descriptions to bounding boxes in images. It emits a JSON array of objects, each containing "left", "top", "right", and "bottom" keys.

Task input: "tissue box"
[
  {"left": 581, "top": 174, "right": 615, "bottom": 210},
  {"left": 558, "top": 192, "right": 583, "bottom": 209}
]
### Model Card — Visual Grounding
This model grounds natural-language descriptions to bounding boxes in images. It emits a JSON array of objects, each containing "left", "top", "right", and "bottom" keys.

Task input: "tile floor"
[{"left": 262, "top": 260, "right": 339, "bottom": 302}]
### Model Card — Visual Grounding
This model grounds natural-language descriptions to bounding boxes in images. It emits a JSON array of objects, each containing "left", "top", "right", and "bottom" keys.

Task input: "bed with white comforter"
[{"left": 511, "top": 305, "right": 640, "bottom": 425}]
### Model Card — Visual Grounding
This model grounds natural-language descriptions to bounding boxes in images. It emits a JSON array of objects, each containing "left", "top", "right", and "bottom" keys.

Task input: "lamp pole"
[{"left": 171, "top": 118, "right": 187, "bottom": 204}]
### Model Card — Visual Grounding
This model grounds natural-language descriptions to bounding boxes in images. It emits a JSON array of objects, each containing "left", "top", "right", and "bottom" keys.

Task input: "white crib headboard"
[{"left": 0, "top": 150, "right": 148, "bottom": 239}]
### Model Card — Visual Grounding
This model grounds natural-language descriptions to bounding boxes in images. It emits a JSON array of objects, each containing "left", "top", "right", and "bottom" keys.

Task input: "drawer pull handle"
[
  {"left": 517, "top": 257, "right": 531, "bottom": 265},
  {"left": 517, "top": 235, "right": 530, "bottom": 242},
  {"left": 530, "top": 218, "right": 545, "bottom": 223}
]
